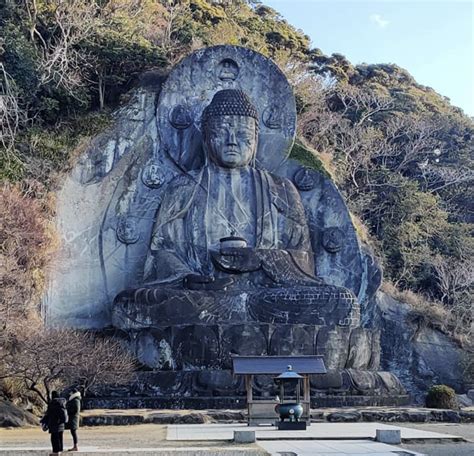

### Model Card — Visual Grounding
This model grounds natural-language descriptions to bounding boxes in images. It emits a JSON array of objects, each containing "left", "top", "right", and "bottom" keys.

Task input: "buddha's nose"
[{"left": 227, "top": 129, "right": 237, "bottom": 146}]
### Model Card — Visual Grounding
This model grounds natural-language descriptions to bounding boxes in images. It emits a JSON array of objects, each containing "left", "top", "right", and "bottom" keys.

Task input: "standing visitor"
[
  {"left": 66, "top": 388, "right": 81, "bottom": 451},
  {"left": 41, "top": 391, "right": 68, "bottom": 455}
]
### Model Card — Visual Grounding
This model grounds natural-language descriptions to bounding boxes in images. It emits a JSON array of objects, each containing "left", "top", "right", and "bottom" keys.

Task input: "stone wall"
[{"left": 373, "top": 291, "right": 465, "bottom": 401}]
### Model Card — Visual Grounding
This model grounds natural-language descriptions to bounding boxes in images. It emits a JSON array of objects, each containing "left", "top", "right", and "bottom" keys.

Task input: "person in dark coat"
[
  {"left": 65, "top": 388, "right": 81, "bottom": 451},
  {"left": 41, "top": 391, "right": 68, "bottom": 454}
]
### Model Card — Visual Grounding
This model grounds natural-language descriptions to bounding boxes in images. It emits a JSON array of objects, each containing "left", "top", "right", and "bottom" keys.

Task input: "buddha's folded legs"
[
  {"left": 112, "top": 284, "right": 359, "bottom": 330},
  {"left": 248, "top": 286, "right": 359, "bottom": 326}
]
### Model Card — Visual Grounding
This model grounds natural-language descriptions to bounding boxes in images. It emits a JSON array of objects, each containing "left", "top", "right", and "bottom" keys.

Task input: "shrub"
[{"left": 425, "top": 384, "right": 458, "bottom": 409}]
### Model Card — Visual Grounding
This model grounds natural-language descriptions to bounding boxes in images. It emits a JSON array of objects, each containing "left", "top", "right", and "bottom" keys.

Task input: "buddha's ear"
[{"left": 253, "top": 118, "right": 259, "bottom": 146}]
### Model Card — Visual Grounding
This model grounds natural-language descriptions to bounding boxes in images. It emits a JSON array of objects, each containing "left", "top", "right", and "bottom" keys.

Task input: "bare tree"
[
  {"left": 1, "top": 326, "right": 135, "bottom": 404},
  {"left": 0, "top": 64, "right": 27, "bottom": 157},
  {"left": 65, "top": 333, "right": 136, "bottom": 397},
  {"left": 432, "top": 255, "right": 474, "bottom": 340},
  {"left": 432, "top": 255, "right": 474, "bottom": 305},
  {"left": 421, "top": 164, "right": 474, "bottom": 193},
  {"left": 0, "top": 185, "right": 52, "bottom": 331},
  {"left": 22, "top": 0, "right": 100, "bottom": 98},
  {"left": 158, "top": 0, "right": 195, "bottom": 63},
  {"left": 334, "top": 83, "right": 394, "bottom": 126}
]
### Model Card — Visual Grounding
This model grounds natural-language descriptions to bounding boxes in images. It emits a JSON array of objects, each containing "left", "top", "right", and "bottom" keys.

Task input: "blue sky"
[{"left": 263, "top": 0, "right": 474, "bottom": 116}]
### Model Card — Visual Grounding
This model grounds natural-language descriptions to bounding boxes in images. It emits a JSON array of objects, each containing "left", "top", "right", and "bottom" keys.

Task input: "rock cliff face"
[
  {"left": 44, "top": 46, "right": 375, "bottom": 330},
  {"left": 372, "top": 292, "right": 465, "bottom": 401},
  {"left": 43, "top": 46, "right": 465, "bottom": 403}
]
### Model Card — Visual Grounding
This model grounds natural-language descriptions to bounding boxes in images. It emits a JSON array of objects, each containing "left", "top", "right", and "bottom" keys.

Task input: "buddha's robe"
[
  {"left": 114, "top": 163, "right": 357, "bottom": 329},
  {"left": 144, "top": 163, "right": 314, "bottom": 286}
]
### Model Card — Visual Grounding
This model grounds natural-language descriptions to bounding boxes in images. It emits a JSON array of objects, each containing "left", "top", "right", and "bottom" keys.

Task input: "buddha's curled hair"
[{"left": 201, "top": 89, "right": 259, "bottom": 132}]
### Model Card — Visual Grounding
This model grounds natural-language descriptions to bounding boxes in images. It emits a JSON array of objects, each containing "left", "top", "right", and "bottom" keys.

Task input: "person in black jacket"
[
  {"left": 41, "top": 391, "right": 68, "bottom": 454},
  {"left": 65, "top": 388, "right": 81, "bottom": 451}
]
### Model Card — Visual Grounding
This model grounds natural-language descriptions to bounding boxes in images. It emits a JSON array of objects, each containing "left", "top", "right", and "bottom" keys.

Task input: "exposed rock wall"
[
  {"left": 44, "top": 48, "right": 376, "bottom": 329},
  {"left": 42, "top": 46, "right": 467, "bottom": 402},
  {"left": 374, "top": 291, "right": 465, "bottom": 401}
]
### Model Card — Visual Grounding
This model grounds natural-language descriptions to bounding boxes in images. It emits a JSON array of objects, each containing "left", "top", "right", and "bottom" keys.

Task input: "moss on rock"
[{"left": 289, "top": 141, "right": 331, "bottom": 179}]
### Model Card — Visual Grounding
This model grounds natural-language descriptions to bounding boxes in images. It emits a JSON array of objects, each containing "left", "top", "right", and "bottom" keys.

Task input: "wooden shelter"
[{"left": 232, "top": 355, "right": 326, "bottom": 426}]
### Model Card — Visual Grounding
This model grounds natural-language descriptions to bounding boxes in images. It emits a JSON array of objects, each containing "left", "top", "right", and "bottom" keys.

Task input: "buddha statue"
[{"left": 112, "top": 89, "right": 358, "bottom": 330}]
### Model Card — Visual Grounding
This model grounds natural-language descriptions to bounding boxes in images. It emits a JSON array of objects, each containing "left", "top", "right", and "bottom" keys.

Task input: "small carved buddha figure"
[{"left": 113, "top": 90, "right": 357, "bottom": 328}]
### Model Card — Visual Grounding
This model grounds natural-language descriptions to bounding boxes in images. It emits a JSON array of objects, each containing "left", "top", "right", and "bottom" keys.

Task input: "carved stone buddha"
[
  {"left": 47, "top": 46, "right": 406, "bottom": 404},
  {"left": 112, "top": 90, "right": 359, "bottom": 330}
]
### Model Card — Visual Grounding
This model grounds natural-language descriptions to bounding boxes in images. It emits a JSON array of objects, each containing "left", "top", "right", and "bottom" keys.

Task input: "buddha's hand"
[
  {"left": 183, "top": 274, "right": 234, "bottom": 291},
  {"left": 211, "top": 248, "right": 261, "bottom": 273}
]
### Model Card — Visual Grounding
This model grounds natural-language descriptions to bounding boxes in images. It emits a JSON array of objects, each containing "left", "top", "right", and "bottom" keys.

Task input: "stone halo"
[
  {"left": 322, "top": 227, "right": 345, "bottom": 253},
  {"left": 156, "top": 45, "right": 297, "bottom": 173}
]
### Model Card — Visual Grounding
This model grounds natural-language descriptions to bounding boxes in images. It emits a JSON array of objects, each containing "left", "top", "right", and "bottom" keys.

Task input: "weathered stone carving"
[
  {"left": 322, "top": 227, "right": 345, "bottom": 253},
  {"left": 45, "top": 46, "right": 408, "bottom": 404},
  {"left": 141, "top": 161, "right": 166, "bottom": 189},
  {"left": 169, "top": 104, "right": 193, "bottom": 130},
  {"left": 112, "top": 89, "right": 359, "bottom": 333},
  {"left": 263, "top": 104, "right": 282, "bottom": 129},
  {"left": 218, "top": 58, "right": 239, "bottom": 81},
  {"left": 293, "top": 167, "right": 320, "bottom": 192},
  {"left": 116, "top": 217, "right": 140, "bottom": 244}
]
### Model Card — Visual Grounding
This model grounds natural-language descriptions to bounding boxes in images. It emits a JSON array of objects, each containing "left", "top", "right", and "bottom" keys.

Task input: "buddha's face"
[{"left": 205, "top": 115, "right": 257, "bottom": 168}]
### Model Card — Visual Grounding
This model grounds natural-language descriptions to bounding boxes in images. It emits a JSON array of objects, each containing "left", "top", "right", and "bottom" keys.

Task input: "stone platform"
[
  {"left": 165, "top": 422, "right": 464, "bottom": 442},
  {"left": 3, "top": 421, "right": 471, "bottom": 456},
  {"left": 2, "top": 421, "right": 468, "bottom": 456},
  {"left": 258, "top": 440, "right": 424, "bottom": 455}
]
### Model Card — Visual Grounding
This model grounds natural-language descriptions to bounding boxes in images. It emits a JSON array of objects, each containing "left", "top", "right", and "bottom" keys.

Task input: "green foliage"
[
  {"left": 301, "top": 45, "right": 473, "bottom": 304},
  {"left": 363, "top": 177, "right": 447, "bottom": 289},
  {"left": 289, "top": 141, "right": 330, "bottom": 178},
  {"left": 82, "top": 28, "right": 166, "bottom": 107},
  {"left": 0, "top": 151, "right": 25, "bottom": 182},
  {"left": 425, "top": 385, "right": 458, "bottom": 409},
  {"left": 190, "top": 0, "right": 227, "bottom": 23},
  {"left": 1, "top": 23, "right": 40, "bottom": 100},
  {"left": 1, "top": 0, "right": 472, "bottom": 337},
  {"left": 185, "top": 0, "right": 309, "bottom": 57}
]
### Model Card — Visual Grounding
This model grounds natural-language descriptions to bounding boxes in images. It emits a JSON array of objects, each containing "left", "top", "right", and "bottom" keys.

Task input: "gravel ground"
[
  {"left": 397, "top": 422, "right": 474, "bottom": 441},
  {"left": 2, "top": 421, "right": 473, "bottom": 455},
  {"left": 0, "top": 425, "right": 244, "bottom": 449},
  {"left": 400, "top": 422, "right": 474, "bottom": 456},
  {"left": 401, "top": 442, "right": 474, "bottom": 456}
]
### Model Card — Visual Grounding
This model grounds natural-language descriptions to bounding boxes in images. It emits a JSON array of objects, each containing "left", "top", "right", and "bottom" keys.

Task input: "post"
[
  {"left": 303, "top": 375, "right": 310, "bottom": 424},
  {"left": 246, "top": 374, "right": 254, "bottom": 426},
  {"left": 246, "top": 374, "right": 253, "bottom": 402},
  {"left": 303, "top": 375, "right": 310, "bottom": 402}
]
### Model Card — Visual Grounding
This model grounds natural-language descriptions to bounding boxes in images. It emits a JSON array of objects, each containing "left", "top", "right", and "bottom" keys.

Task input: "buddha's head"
[{"left": 202, "top": 89, "right": 259, "bottom": 168}]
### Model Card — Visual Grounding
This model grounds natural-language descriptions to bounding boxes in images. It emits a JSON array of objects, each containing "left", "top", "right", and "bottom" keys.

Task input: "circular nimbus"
[
  {"left": 322, "top": 227, "right": 345, "bottom": 254},
  {"left": 217, "top": 58, "right": 240, "bottom": 82},
  {"left": 293, "top": 168, "right": 320, "bottom": 192},
  {"left": 169, "top": 104, "right": 193, "bottom": 130},
  {"left": 156, "top": 45, "right": 297, "bottom": 172},
  {"left": 141, "top": 161, "right": 166, "bottom": 189},
  {"left": 116, "top": 217, "right": 140, "bottom": 244}
]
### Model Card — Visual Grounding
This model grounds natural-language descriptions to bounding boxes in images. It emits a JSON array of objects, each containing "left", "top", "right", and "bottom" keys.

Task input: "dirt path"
[{"left": 0, "top": 425, "right": 238, "bottom": 449}]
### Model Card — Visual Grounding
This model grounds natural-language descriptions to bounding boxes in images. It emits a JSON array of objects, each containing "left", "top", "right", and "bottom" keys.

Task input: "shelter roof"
[{"left": 232, "top": 355, "right": 326, "bottom": 375}]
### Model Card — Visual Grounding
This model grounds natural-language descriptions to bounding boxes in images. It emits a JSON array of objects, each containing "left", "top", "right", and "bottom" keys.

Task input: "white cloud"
[{"left": 370, "top": 13, "right": 390, "bottom": 29}]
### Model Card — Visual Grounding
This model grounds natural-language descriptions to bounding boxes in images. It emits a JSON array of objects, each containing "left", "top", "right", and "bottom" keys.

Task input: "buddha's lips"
[{"left": 224, "top": 150, "right": 240, "bottom": 156}]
